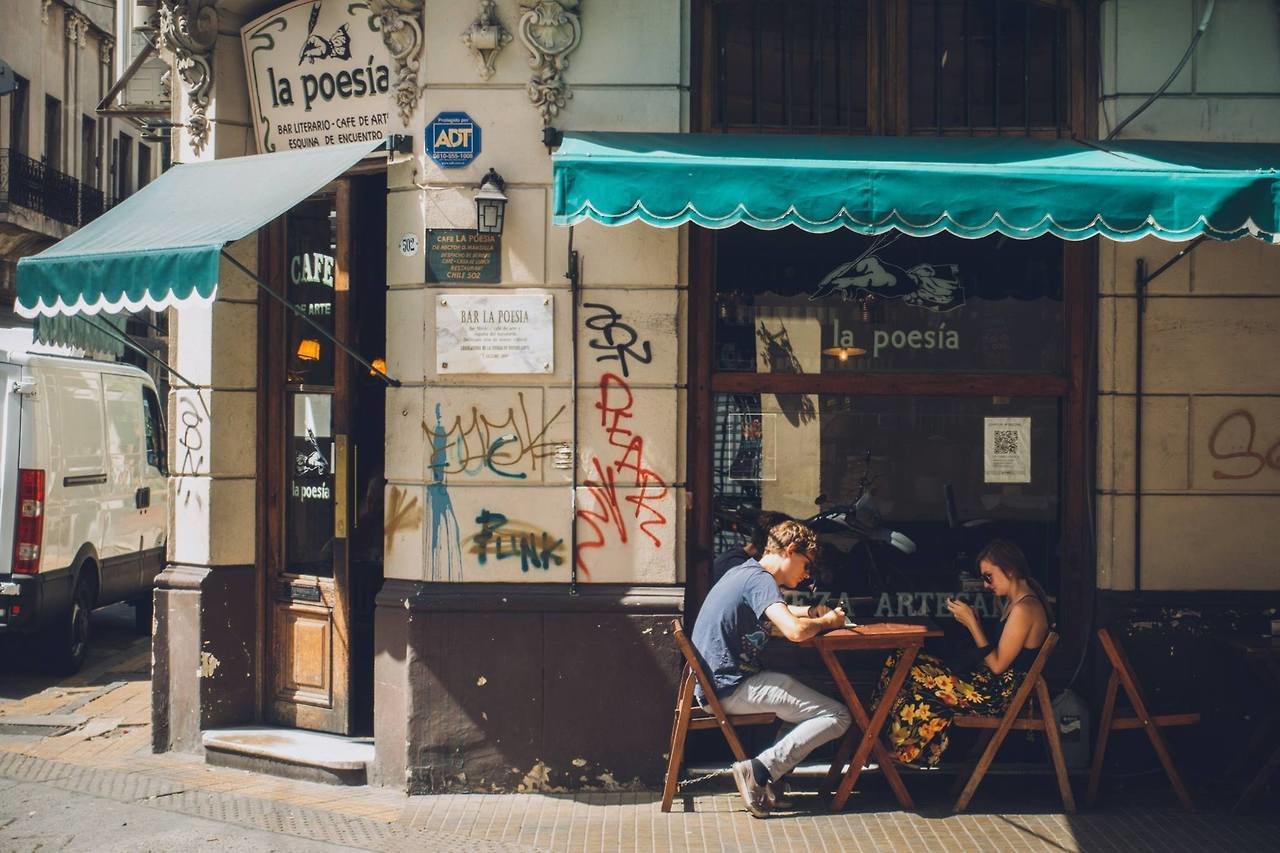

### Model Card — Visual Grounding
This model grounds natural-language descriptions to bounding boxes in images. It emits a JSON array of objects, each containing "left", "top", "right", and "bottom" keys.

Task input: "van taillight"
[{"left": 13, "top": 468, "right": 45, "bottom": 575}]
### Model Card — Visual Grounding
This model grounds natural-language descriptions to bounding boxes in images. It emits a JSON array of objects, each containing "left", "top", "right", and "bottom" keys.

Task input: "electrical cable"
[{"left": 1106, "top": 0, "right": 1215, "bottom": 141}]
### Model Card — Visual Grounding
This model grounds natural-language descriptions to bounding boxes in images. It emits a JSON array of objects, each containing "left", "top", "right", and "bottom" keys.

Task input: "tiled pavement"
[{"left": 3, "top": 609, "right": 1279, "bottom": 851}]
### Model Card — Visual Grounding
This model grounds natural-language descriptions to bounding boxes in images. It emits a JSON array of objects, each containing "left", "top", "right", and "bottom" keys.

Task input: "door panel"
[{"left": 267, "top": 190, "right": 353, "bottom": 734}]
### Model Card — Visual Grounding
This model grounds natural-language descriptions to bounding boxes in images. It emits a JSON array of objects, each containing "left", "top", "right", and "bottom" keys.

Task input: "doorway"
[{"left": 261, "top": 172, "right": 386, "bottom": 735}]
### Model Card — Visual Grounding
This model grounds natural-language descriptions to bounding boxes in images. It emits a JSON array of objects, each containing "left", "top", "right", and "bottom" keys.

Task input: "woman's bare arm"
[{"left": 981, "top": 602, "right": 1036, "bottom": 674}]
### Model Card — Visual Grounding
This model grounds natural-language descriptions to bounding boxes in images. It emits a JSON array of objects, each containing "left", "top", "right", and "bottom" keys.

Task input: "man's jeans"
[{"left": 720, "top": 671, "right": 852, "bottom": 781}]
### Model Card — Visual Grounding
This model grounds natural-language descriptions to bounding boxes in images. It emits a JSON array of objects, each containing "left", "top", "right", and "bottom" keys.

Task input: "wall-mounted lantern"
[{"left": 474, "top": 168, "right": 508, "bottom": 235}]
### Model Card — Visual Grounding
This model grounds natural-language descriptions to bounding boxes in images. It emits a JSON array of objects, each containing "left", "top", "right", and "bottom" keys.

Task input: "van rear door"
[{"left": 0, "top": 360, "right": 24, "bottom": 576}]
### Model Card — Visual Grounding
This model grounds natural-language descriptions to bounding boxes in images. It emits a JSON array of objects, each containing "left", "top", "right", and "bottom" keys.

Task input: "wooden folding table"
[{"left": 805, "top": 619, "right": 944, "bottom": 812}]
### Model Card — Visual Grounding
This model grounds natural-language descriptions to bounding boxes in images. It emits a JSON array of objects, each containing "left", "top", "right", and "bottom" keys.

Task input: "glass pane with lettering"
[
  {"left": 287, "top": 196, "right": 338, "bottom": 387},
  {"left": 287, "top": 392, "right": 335, "bottom": 578},
  {"left": 715, "top": 228, "right": 1064, "bottom": 374}
]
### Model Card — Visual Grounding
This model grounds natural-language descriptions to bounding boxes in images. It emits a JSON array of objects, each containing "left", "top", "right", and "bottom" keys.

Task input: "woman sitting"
[{"left": 876, "top": 539, "right": 1052, "bottom": 768}]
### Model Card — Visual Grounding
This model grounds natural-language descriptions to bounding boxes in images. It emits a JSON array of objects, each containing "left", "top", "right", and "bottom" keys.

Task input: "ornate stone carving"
[
  {"left": 368, "top": 0, "right": 425, "bottom": 127},
  {"left": 158, "top": 0, "right": 218, "bottom": 154},
  {"left": 65, "top": 11, "right": 89, "bottom": 47},
  {"left": 99, "top": 37, "right": 115, "bottom": 66},
  {"left": 41, "top": 0, "right": 53, "bottom": 26},
  {"left": 461, "top": 0, "right": 512, "bottom": 81},
  {"left": 518, "top": 0, "right": 582, "bottom": 124}
]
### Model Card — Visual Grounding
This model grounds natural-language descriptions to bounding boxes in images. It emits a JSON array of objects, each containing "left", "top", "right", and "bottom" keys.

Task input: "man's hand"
[{"left": 765, "top": 603, "right": 844, "bottom": 643}]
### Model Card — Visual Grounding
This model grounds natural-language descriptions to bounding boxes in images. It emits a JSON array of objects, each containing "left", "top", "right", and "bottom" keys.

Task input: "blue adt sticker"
[{"left": 426, "top": 112, "right": 481, "bottom": 169}]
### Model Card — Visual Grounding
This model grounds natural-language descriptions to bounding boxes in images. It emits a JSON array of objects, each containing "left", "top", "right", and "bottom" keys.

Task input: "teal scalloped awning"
[
  {"left": 16, "top": 139, "right": 386, "bottom": 318},
  {"left": 552, "top": 132, "right": 1280, "bottom": 242}
]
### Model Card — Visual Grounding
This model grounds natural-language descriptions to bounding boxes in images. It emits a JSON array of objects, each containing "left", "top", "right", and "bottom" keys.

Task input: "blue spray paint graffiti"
[{"left": 427, "top": 403, "right": 464, "bottom": 580}]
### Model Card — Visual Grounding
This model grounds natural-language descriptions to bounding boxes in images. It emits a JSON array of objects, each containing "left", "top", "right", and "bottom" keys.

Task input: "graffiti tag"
[
  {"left": 575, "top": 372, "right": 670, "bottom": 580},
  {"left": 583, "top": 302, "right": 654, "bottom": 378},
  {"left": 469, "top": 508, "right": 565, "bottom": 573},
  {"left": 426, "top": 393, "right": 566, "bottom": 480},
  {"left": 1208, "top": 409, "right": 1280, "bottom": 480}
]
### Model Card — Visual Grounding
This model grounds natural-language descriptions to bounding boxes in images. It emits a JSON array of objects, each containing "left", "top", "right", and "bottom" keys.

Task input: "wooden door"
[{"left": 266, "top": 184, "right": 355, "bottom": 734}]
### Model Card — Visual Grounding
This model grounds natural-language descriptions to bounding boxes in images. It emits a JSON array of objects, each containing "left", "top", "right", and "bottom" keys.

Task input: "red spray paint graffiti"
[{"left": 575, "top": 372, "right": 669, "bottom": 579}]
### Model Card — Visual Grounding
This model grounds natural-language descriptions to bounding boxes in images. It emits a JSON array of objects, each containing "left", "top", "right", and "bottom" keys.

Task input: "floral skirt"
[{"left": 874, "top": 650, "right": 1023, "bottom": 767}]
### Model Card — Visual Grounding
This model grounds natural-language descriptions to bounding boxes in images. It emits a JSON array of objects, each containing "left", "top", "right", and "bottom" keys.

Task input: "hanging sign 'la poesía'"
[{"left": 241, "top": 0, "right": 393, "bottom": 153}]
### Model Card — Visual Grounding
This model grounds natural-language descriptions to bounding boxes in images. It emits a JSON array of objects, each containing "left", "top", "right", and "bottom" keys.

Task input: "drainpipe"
[{"left": 567, "top": 226, "right": 580, "bottom": 596}]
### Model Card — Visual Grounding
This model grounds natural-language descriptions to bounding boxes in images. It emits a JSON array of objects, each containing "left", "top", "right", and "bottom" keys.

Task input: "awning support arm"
[
  {"left": 220, "top": 250, "right": 401, "bottom": 388},
  {"left": 79, "top": 315, "right": 202, "bottom": 391},
  {"left": 1132, "top": 233, "right": 1208, "bottom": 593}
]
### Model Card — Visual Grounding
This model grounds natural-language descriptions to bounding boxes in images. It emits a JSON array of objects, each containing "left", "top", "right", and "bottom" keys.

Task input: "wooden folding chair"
[
  {"left": 1086, "top": 628, "right": 1199, "bottom": 811},
  {"left": 952, "top": 631, "right": 1076, "bottom": 814},
  {"left": 661, "top": 618, "right": 776, "bottom": 812}
]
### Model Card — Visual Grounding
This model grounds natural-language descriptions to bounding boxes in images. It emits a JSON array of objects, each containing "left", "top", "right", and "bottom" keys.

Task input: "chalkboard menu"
[{"left": 425, "top": 229, "right": 501, "bottom": 283}]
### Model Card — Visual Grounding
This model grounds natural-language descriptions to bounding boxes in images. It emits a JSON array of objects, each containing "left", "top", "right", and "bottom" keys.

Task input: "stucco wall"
[
  {"left": 1097, "top": 0, "right": 1280, "bottom": 591},
  {"left": 383, "top": 0, "right": 690, "bottom": 586}
]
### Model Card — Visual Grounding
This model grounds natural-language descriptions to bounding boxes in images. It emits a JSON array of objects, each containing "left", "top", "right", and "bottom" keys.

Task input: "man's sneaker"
[
  {"left": 730, "top": 760, "right": 769, "bottom": 818},
  {"left": 764, "top": 778, "right": 794, "bottom": 810}
]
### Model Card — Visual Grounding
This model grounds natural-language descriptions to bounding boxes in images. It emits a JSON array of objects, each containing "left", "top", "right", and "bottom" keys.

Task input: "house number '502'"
[
  {"left": 1209, "top": 409, "right": 1280, "bottom": 480},
  {"left": 400, "top": 234, "right": 419, "bottom": 256}
]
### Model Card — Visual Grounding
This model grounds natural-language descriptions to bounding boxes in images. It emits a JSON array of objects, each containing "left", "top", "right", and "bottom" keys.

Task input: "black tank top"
[{"left": 997, "top": 593, "right": 1047, "bottom": 673}]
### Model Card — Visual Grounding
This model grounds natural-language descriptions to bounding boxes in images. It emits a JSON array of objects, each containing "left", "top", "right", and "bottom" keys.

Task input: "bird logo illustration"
[
  {"left": 810, "top": 234, "right": 966, "bottom": 312},
  {"left": 298, "top": 2, "right": 351, "bottom": 64}
]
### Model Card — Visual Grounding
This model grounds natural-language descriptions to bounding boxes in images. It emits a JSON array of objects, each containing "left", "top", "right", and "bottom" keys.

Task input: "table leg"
[
  {"left": 820, "top": 643, "right": 921, "bottom": 812},
  {"left": 1233, "top": 742, "right": 1280, "bottom": 813},
  {"left": 1231, "top": 659, "right": 1280, "bottom": 812}
]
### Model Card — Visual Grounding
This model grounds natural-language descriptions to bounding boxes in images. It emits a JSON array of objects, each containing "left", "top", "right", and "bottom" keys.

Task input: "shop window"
[
  {"left": 708, "top": 225, "right": 1075, "bottom": 626},
  {"left": 286, "top": 197, "right": 338, "bottom": 388}
]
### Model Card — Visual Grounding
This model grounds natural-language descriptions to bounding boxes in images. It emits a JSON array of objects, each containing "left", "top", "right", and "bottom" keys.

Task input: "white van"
[{"left": 0, "top": 349, "right": 169, "bottom": 673}]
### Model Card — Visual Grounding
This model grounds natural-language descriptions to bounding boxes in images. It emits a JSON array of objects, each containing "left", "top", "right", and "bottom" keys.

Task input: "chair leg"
[
  {"left": 950, "top": 729, "right": 995, "bottom": 799},
  {"left": 1138, "top": 711, "right": 1196, "bottom": 811},
  {"left": 661, "top": 675, "right": 695, "bottom": 813},
  {"left": 1037, "top": 678, "right": 1077, "bottom": 815},
  {"left": 1086, "top": 671, "right": 1120, "bottom": 808},
  {"left": 954, "top": 718, "right": 1017, "bottom": 813}
]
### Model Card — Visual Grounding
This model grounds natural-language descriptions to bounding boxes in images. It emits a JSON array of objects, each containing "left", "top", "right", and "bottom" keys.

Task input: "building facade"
[
  {"left": 89, "top": 0, "right": 1280, "bottom": 793},
  {"left": 0, "top": 0, "right": 158, "bottom": 320}
]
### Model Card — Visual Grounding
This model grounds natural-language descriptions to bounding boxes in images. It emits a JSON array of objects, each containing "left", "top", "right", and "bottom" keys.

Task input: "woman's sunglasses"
[{"left": 981, "top": 571, "right": 995, "bottom": 585}]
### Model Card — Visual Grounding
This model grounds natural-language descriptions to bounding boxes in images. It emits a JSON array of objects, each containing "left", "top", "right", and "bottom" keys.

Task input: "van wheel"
[
  {"left": 45, "top": 581, "right": 93, "bottom": 675},
  {"left": 132, "top": 594, "right": 154, "bottom": 636}
]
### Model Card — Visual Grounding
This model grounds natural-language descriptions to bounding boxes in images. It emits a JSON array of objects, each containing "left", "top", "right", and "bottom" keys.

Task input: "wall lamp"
[{"left": 474, "top": 168, "right": 508, "bottom": 235}]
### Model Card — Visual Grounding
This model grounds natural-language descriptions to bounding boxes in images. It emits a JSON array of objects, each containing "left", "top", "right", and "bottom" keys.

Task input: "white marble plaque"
[{"left": 436, "top": 293, "right": 554, "bottom": 374}]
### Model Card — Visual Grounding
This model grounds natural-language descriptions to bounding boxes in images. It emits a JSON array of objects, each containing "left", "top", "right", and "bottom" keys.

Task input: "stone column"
[{"left": 151, "top": 8, "right": 261, "bottom": 753}]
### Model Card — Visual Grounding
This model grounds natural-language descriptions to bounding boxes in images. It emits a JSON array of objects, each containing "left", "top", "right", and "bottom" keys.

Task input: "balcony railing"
[{"left": 0, "top": 148, "right": 107, "bottom": 227}]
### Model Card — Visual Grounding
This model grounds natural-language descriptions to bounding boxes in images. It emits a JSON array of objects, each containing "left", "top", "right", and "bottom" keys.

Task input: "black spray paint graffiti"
[
  {"left": 470, "top": 508, "right": 565, "bottom": 573},
  {"left": 584, "top": 303, "right": 653, "bottom": 378},
  {"left": 177, "top": 397, "right": 205, "bottom": 476}
]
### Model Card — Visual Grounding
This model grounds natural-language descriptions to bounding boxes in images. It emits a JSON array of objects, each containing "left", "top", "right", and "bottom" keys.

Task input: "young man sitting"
[{"left": 691, "top": 519, "right": 851, "bottom": 817}]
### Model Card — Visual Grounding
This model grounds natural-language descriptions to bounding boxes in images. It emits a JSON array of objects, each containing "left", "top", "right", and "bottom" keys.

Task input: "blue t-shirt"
[{"left": 690, "top": 559, "right": 785, "bottom": 701}]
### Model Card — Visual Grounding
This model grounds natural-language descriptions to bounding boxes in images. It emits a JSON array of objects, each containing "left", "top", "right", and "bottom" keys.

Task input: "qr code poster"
[{"left": 984, "top": 417, "right": 1031, "bottom": 483}]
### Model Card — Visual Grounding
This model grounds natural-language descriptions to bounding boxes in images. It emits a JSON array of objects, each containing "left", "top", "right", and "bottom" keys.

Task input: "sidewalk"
[{"left": 3, "top": 608, "right": 1278, "bottom": 852}]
